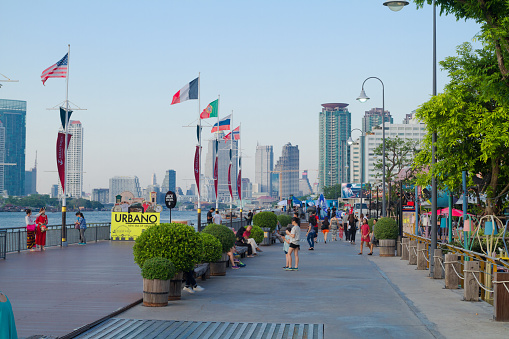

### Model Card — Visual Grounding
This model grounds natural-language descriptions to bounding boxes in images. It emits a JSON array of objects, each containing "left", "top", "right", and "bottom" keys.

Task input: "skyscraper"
[
  {"left": 319, "top": 103, "right": 351, "bottom": 190},
  {"left": 274, "top": 143, "right": 299, "bottom": 199},
  {"left": 109, "top": 176, "right": 142, "bottom": 203},
  {"left": 255, "top": 144, "right": 273, "bottom": 196},
  {"left": 59, "top": 120, "right": 83, "bottom": 198},
  {"left": 0, "top": 99, "right": 26, "bottom": 196},
  {"left": 362, "top": 107, "right": 393, "bottom": 133},
  {"left": 161, "top": 170, "right": 176, "bottom": 193},
  {"left": 0, "top": 120, "right": 5, "bottom": 196},
  {"left": 25, "top": 164, "right": 37, "bottom": 195},
  {"left": 92, "top": 188, "right": 109, "bottom": 204}
]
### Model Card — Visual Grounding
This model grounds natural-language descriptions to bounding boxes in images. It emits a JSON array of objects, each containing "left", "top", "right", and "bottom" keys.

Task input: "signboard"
[
  {"left": 402, "top": 211, "right": 416, "bottom": 234},
  {"left": 165, "top": 191, "right": 177, "bottom": 209},
  {"left": 341, "top": 183, "right": 370, "bottom": 199},
  {"left": 111, "top": 212, "right": 160, "bottom": 241}
]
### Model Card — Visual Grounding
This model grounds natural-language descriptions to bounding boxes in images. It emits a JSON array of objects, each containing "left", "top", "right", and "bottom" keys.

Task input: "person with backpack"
[
  {"left": 348, "top": 213, "right": 357, "bottom": 245},
  {"left": 306, "top": 211, "right": 317, "bottom": 250}
]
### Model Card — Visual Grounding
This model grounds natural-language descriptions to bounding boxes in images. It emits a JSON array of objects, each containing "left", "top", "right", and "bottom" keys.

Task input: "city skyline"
[{"left": 0, "top": 1, "right": 482, "bottom": 195}]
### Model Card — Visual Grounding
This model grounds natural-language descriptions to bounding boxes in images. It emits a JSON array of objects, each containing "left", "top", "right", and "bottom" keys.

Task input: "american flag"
[{"left": 41, "top": 53, "right": 68, "bottom": 85}]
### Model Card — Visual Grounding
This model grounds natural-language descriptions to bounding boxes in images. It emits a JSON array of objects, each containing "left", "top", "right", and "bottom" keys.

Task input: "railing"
[
  {"left": 1, "top": 223, "right": 111, "bottom": 254},
  {"left": 404, "top": 232, "right": 509, "bottom": 304},
  {"left": 199, "top": 218, "right": 249, "bottom": 232},
  {"left": 0, "top": 230, "right": 6, "bottom": 259}
]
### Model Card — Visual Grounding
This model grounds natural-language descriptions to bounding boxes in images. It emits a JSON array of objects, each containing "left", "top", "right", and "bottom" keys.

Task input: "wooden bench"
[{"left": 194, "top": 263, "right": 210, "bottom": 281}]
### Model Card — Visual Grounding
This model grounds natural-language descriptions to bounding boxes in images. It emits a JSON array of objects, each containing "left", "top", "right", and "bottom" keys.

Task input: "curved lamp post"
[
  {"left": 347, "top": 128, "right": 365, "bottom": 217},
  {"left": 357, "top": 77, "right": 386, "bottom": 217}
]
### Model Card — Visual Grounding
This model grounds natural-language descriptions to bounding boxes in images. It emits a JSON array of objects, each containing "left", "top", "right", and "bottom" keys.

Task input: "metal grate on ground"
[{"left": 74, "top": 318, "right": 324, "bottom": 339}]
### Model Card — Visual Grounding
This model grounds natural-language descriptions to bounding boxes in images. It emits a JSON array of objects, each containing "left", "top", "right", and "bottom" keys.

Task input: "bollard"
[
  {"left": 464, "top": 261, "right": 479, "bottom": 301},
  {"left": 494, "top": 272, "right": 509, "bottom": 321},
  {"left": 445, "top": 253, "right": 459, "bottom": 289},
  {"left": 417, "top": 242, "right": 427, "bottom": 270},
  {"left": 396, "top": 235, "right": 402, "bottom": 257},
  {"left": 408, "top": 240, "right": 417, "bottom": 265},
  {"left": 433, "top": 249, "right": 444, "bottom": 279},
  {"left": 401, "top": 238, "right": 409, "bottom": 261}
]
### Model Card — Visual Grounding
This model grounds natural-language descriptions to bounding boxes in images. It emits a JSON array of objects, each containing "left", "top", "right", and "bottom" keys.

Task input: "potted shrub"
[
  {"left": 253, "top": 211, "right": 278, "bottom": 246},
  {"left": 133, "top": 223, "right": 203, "bottom": 300},
  {"left": 373, "top": 217, "right": 398, "bottom": 257},
  {"left": 199, "top": 232, "right": 222, "bottom": 278},
  {"left": 277, "top": 215, "right": 292, "bottom": 229},
  {"left": 141, "top": 257, "right": 176, "bottom": 307},
  {"left": 202, "top": 223, "right": 236, "bottom": 276},
  {"left": 250, "top": 225, "right": 264, "bottom": 244}
]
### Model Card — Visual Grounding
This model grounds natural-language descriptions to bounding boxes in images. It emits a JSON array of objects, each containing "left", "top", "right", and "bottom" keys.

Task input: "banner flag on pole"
[
  {"left": 214, "top": 157, "right": 218, "bottom": 199},
  {"left": 237, "top": 169, "right": 242, "bottom": 200},
  {"left": 228, "top": 163, "right": 233, "bottom": 199},
  {"left": 56, "top": 132, "right": 72, "bottom": 191},
  {"left": 194, "top": 146, "right": 200, "bottom": 195},
  {"left": 59, "top": 107, "right": 73, "bottom": 130},
  {"left": 196, "top": 125, "right": 202, "bottom": 143},
  {"left": 41, "top": 53, "right": 68, "bottom": 85},
  {"left": 211, "top": 114, "right": 231, "bottom": 133},
  {"left": 171, "top": 77, "right": 199, "bottom": 105},
  {"left": 200, "top": 99, "right": 219, "bottom": 119},
  {"left": 223, "top": 125, "right": 240, "bottom": 142}
]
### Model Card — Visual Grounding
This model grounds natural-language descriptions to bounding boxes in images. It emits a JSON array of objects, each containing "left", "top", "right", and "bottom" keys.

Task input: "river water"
[{"left": 0, "top": 210, "right": 200, "bottom": 229}]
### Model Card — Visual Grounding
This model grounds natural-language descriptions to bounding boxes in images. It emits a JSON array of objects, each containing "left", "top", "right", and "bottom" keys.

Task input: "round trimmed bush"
[
  {"left": 199, "top": 232, "right": 222, "bottom": 263},
  {"left": 133, "top": 223, "right": 203, "bottom": 272},
  {"left": 277, "top": 215, "right": 292, "bottom": 228},
  {"left": 373, "top": 217, "right": 398, "bottom": 240},
  {"left": 250, "top": 225, "right": 264, "bottom": 244},
  {"left": 202, "top": 223, "right": 236, "bottom": 253},
  {"left": 141, "top": 257, "right": 176, "bottom": 280},
  {"left": 367, "top": 218, "right": 376, "bottom": 232},
  {"left": 253, "top": 211, "right": 277, "bottom": 231}
]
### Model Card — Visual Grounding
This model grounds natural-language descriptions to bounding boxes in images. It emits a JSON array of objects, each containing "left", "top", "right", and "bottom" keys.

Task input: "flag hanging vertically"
[
  {"left": 41, "top": 53, "right": 68, "bottom": 85},
  {"left": 194, "top": 146, "right": 201, "bottom": 195},
  {"left": 171, "top": 77, "right": 199, "bottom": 105},
  {"left": 56, "top": 132, "right": 72, "bottom": 191},
  {"left": 59, "top": 107, "right": 73, "bottom": 130},
  {"left": 200, "top": 99, "right": 219, "bottom": 119},
  {"left": 213, "top": 157, "right": 218, "bottom": 199},
  {"left": 228, "top": 163, "right": 233, "bottom": 199},
  {"left": 211, "top": 114, "right": 231, "bottom": 133},
  {"left": 237, "top": 168, "right": 242, "bottom": 200},
  {"left": 223, "top": 125, "right": 240, "bottom": 142}
]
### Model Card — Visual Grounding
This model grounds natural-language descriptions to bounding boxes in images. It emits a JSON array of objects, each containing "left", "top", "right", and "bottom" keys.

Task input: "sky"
[{"left": 0, "top": 0, "right": 482, "bottom": 195}]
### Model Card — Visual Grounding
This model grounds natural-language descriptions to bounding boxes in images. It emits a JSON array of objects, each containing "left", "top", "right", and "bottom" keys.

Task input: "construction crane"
[{"left": 0, "top": 73, "right": 19, "bottom": 88}]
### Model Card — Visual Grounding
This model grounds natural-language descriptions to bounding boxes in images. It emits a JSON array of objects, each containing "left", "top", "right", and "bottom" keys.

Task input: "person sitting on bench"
[{"left": 235, "top": 226, "right": 254, "bottom": 257}]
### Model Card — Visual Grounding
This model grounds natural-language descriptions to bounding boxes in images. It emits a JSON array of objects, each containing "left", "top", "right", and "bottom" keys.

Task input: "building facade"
[
  {"left": 0, "top": 99, "right": 26, "bottom": 196},
  {"left": 161, "top": 169, "right": 176, "bottom": 193},
  {"left": 254, "top": 144, "right": 273, "bottom": 196},
  {"left": 362, "top": 107, "right": 393, "bottom": 134},
  {"left": 25, "top": 166, "right": 37, "bottom": 195},
  {"left": 109, "top": 176, "right": 142, "bottom": 203},
  {"left": 274, "top": 143, "right": 299, "bottom": 199},
  {"left": 349, "top": 138, "right": 362, "bottom": 183},
  {"left": 92, "top": 188, "right": 109, "bottom": 204},
  {"left": 318, "top": 103, "right": 351, "bottom": 189},
  {"left": 299, "top": 170, "right": 313, "bottom": 196}
]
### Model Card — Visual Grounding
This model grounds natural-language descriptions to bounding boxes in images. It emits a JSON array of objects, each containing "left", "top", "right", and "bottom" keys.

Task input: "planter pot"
[
  {"left": 261, "top": 228, "right": 271, "bottom": 246},
  {"left": 169, "top": 272, "right": 183, "bottom": 300},
  {"left": 143, "top": 278, "right": 170, "bottom": 307},
  {"left": 205, "top": 264, "right": 211, "bottom": 279},
  {"left": 210, "top": 253, "right": 228, "bottom": 276},
  {"left": 379, "top": 239, "right": 396, "bottom": 257}
]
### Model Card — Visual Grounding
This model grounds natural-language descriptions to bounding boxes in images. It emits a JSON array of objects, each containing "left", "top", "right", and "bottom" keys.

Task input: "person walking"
[
  {"left": 359, "top": 218, "right": 372, "bottom": 255},
  {"left": 286, "top": 217, "right": 300, "bottom": 271},
  {"left": 307, "top": 211, "right": 317, "bottom": 250},
  {"left": 321, "top": 216, "right": 330, "bottom": 243},
  {"left": 35, "top": 207, "right": 48, "bottom": 251},
  {"left": 76, "top": 212, "right": 87, "bottom": 245},
  {"left": 283, "top": 226, "right": 291, "bottom": 269},
  {"left": 246, "top": 210, "right": 253, "bottom": 225},
  {"left": 343, "top": 212, "right": 350, "bottom": 241},
  {"left": 25, "top": 209, "right": 39, "bottom": 252},
  {"left": 206, "top": 208, "right": 214, "bottom": 224},
  {"left": 369, "top": 219, "right": 377, "bottom": 255},
  {"left": 348, "top": 213, "right": 356, "bottom": 245},
  {"left": 330, "top": 214, "right": 339, "bottom": 241},
  {"left": 212, "top": 210, "right": 222, "bottom": 224}
]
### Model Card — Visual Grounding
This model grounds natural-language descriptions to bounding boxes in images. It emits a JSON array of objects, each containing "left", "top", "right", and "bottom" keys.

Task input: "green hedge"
[
  {"left": 367, "top": 218, "right": 375, "bottom": 232},
  {"left": 133, "top": 223, "right": 203, "bottom": 272},
  {"left": 141, "top": 257, "right": 176, "bottom": 280},
  {"left": 253, "top": 211, "right": 277, "bottom": 231},
  {"left": 202, "top": 223, "right": 236, "bottom": 253},
  {"left": 277, "top": 215, "right": 292, "bottom": 228},
  {"left": 250, "top": 225, "right": 264, "bottom": 244},
  {"left": 373, "top": 217, "right": 398, "bottom": 240},
  {"left": 199, "top": 232, "right": 222, "bottom": 263}
]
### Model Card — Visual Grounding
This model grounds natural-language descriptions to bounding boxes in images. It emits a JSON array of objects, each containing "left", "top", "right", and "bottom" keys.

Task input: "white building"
[
  {"left": 349, "top": 139, "right": 362, "bottom": 183},
  {"left": 109, "top": 176, "right": 142, "bottom": 203},
  {"left": 58, "top": 120, "right": 83, "bottom": 198}
]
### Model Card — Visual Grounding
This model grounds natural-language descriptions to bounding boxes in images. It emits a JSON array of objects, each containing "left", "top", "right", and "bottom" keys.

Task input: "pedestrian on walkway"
[
  {"left": 286, "top": 217, "right": 300, "bottom": 271},
  {"left": 25, "top": 209, "right": 39, "bottom": 252},
  {"left": 359, "top": 218, "right": 372, "bottom": 255},
  {"left": 343, "top": 212, "right": 350, "bottom": 241},
  {"left": 348, "top": 213, "right": 357, "bottom": 245},
  {"left": 283, "top": 226, "right": 291, "bottom": 269},
  {"left": 182, "top": 269, "right": 205, "bottom": 294},
  {"left": 76, "top": 212, "right": 87, "bottom": 245},
  {"left": 246, "top": 210, "right": 253, "bottom": 225},
  {"left": 330, "top": 214, "right": 339, "bottom": 241},
  {"left": 206, "top": 208, "right": 214, "bottom": 224},
  {"left": 213, "top": 210, "right": 222, "bottom": 224},
  {"left": 321, "top": 216, "right": 330, "bottom": 243},
  {"left": 35, "top": 207, "right": 48, "bottom": 251},
  {"left": 307, "top": 212, "right": 317, "bottom": 250},
  {"left": 369, "top": 218, "right": 377, "bottom": 255}
]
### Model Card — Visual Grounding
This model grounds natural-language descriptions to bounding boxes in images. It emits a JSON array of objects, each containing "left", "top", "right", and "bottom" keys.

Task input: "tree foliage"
[
  {"left": 373, "top": 136, "right": 419, "bottom": 184},
  {"left": 323, "top": 184, "right": 341, "bottom": 199}
]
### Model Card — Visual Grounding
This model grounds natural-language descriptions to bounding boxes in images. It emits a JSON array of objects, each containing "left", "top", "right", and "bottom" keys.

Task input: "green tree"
[
  {"left": 323, "top": 184, "right": 341, "bottom": 199},
  {"left": 413, "top": 42, "right": 509, "bottom": 215}
]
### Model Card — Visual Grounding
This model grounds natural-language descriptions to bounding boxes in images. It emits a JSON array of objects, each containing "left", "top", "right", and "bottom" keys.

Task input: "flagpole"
[
  {"left": 197, "top": 72, "right": 202, "bottom": 232},
  {"left": 215, "top": 95, "right": 220, "bottom": 212},
  {"left": 239, "top": 123, "right": 242, "bottom": 224},
  {"left": 62, "top": 44, "right": 70, "bottom": 247},
  {"left": 230, "top": 110, "right": 233, "bottom": 229}
]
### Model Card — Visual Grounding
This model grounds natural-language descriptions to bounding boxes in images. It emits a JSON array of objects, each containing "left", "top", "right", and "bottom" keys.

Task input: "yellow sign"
[
  {"left": 111, "top": 212, "right": 160, "bottom": 241},
  {"left": 402, "top": 211, "right": 416, "bottom": 234}
]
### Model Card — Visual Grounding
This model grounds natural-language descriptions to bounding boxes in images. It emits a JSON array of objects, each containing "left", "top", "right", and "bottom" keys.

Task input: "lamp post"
[
  {"left": 383, "top": 0, "right": 438, "bottom": 277},
  {"left": 357, "top": 77, "right": 386, "bottom": 217},
  {"left": 347, "top": 128, "right": 364, "bottom": 217}
]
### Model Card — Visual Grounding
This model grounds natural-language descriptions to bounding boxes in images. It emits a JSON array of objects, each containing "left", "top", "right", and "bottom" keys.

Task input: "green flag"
[{"left": 200, "top": 99, "right": 218, "bottom": 119}]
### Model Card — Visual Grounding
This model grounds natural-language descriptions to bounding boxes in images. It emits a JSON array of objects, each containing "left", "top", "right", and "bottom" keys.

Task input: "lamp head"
[
  {"left": 383, "top": 1, "right": 409, "bottom": 12},
  {"left": 347, "top": 137, "right": 354, "bottom": 146},
  {"left": 357, "top": 89, "right": 369, "bottom": 103}
]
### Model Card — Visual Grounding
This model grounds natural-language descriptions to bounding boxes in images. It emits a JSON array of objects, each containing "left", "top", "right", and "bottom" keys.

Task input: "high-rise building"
[
  {"left": 0, "top": 120, "right": 5, "bottom": 196},
  {"left": 109, "top": 176, "right": 142, "bottom": 203},
  {"left": 92, "top": 188, "right": 109, "bottom": 204},
  {"left": 349, "top": 138, "right": 362, "bottom": 183},
  {"left": 362, "top": 107, "right": 393, "bottom": 133},
  {"left": 50, "top": 184, "right": 59, "bottom": 198},
  {"left": 255, "top": 144, "right": 273, "bottom": 196},
  {"left": 0, "top": 99, "right": 26, "bottom": 196},
  {"left": 274, "top": 143, "right": 299, "bottom": 199},
  {"left": 318, "top": 103, "right": 351, "bottom": 190},
  {"left": 58, "top": 121, "right": 83, "bottom": 198},
  {"left": 25, "top": 167, "right": 37, "bottom": 195},
  {"left": 161, "top": 170, "right": 176, "bottom": 193},
  {"left": 299, "top": 170, "right": 313, "bottom": 196},
  {"left": 205, "top": 132, "right": 239, "bottom": 201},
  {"left": 151, "top": 173, "right": 157, "bottom": 186},
  {"left": 241, "top": 178, "right": 252, "bottom": 199}
]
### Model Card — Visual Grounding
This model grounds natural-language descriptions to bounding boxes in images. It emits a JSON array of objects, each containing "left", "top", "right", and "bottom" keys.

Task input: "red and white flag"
[{"left": 41, "top": 53, "right": 68, "bottom": 85}]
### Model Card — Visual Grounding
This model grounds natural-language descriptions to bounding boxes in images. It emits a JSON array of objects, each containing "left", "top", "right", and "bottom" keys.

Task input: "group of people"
[{"left": 206, "top": 208, "right": 255, "bottom": 226}]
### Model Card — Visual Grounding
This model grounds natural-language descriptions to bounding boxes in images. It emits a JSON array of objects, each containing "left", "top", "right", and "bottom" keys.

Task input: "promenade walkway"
[{"left": 2, "top": 237, "right": 509, "bottom": 338}]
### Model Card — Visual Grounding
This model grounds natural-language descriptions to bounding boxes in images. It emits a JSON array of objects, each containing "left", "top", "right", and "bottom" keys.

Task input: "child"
[
  {"left": 286, "top": 217, "right": 300, "bottom": 271},
  {"left": 359, "top": 218, "right": 372, "bottom": 255},
  {"left": 283, "top": 226, "right": 291, "bottom": 269}
]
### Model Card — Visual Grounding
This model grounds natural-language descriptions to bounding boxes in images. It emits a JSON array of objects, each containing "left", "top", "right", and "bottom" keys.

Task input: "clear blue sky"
[{"left": 1, "top": 0, "right": 481, "bottom": 194}]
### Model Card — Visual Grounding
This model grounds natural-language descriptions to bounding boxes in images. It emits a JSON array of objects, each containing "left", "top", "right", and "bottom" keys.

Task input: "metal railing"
[
  {"left": 200, "top": 218, "right": 249, "bottom": 232},
  {"left": 0, "top": 230, "right": 6, "bottom": 259},
  {"left": 1, "top": 223, "right": 111, "bottom": 254},
  {"left": 404, "top": 232, "right": 509, "bottom": 304}
]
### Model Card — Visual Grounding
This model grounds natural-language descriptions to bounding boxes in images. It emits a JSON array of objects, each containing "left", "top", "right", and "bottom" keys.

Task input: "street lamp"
[
  {"left": 357, "top": 77, "right": 386, "bottom": 217},
  {"left": 384, "top": 0, "right": 438, "bottom": 277},
  {"left": 347, "top": 128, "right": 365, "bottom": 217},
  {"left": 383, "top": 1, "right": 409, "bottom": 12}
]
